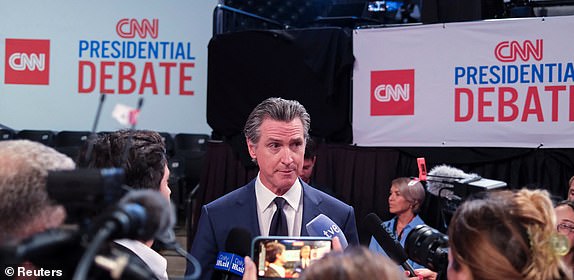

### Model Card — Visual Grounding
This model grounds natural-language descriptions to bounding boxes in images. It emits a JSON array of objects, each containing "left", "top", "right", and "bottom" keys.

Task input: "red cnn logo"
[
  {"left": 5, "top": 39, "right": 50, "bottom": 85},
  {"left": 116, "top": 18, "right": 159, "bottom": 39},
  {"left": 494, "top": 39, "right": 543, "bottom": 62},
  {"left": 371, "top": 69, "right": 415, "bottom": 116}
]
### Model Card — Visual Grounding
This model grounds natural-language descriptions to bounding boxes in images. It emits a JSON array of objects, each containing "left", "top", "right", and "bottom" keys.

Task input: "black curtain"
[{"left": 188, "top": 141, "right": 574, "bottom": 246}]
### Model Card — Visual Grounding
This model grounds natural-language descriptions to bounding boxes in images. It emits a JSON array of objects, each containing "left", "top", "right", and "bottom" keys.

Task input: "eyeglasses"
[{"left": 557, "top": 223, "right": 574, "bottom": 234}]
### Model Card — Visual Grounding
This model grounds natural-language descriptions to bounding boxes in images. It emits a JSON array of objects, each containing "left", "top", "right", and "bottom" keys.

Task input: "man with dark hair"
[
  {"left": 264, "top": 242, "right": 287, "bottom": 277},
  {"left": 86, "top": 129, "right": 170, "bottom": 196},
  {"left": 189, "top": 97, "right": 359, "bottom": 279},
  {"left": 300, "top": 138, "right": 317, "bottom": 185},
  {"left": 85, "top": 129, "right": 171, "bottom": 280}
]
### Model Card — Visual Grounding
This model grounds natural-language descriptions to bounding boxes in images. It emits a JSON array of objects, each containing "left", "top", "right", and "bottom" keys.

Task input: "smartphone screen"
[{"left": 251, "top": 236, "right": 332, "bottom": 279}]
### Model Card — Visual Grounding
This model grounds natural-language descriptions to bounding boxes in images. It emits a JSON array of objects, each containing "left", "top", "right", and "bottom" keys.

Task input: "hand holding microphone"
[
  {"left": 214, "top": 227, "right": 252, "bottom": 278},
  {"left": 305, "top": 214, "right": 348, "bottom": 249}
]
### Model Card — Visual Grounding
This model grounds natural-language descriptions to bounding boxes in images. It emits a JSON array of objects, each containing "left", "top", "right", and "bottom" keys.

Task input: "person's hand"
[
  {"left": 243, "top": 256, "right": 258, "bottom": 280},
  {"left": 332, "top": 236, "right": 343, "bottom": 252},
  {"left": 405, "top": 268, "right": 437, "bottom": 280}
]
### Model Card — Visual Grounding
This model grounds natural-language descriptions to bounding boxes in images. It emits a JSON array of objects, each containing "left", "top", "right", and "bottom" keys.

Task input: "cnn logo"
[
  {"left": 495, "top": 39, "right": 543, "bottom": 62},
  {"left": 116, "top": 18, "right": 158, "bottom": 39},
  {"left": 371, "top": 69, "right": 415, "bottom": 116},
  {"left": 5, "top": 39, "right": 50, "bottom": 85}
]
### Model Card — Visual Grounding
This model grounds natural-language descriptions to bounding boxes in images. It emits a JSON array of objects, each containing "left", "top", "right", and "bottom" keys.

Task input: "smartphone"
[{"left": 251, "top": 236, "right": 332, "bottom": 279}]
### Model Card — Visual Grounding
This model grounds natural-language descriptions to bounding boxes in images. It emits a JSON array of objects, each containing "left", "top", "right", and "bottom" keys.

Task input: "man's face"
[
  {"left": 159, "top": 164, "right": 172, "bottom": 203},
  {"left": 568, "top": 182, "right": 574, "bottom": 201},
  {"left": 300, "top": 157, "right": 316, "bottom": 184},
  {"left": 300, "top": 246, "right": 311, "bottom": 258},
  {"left": 555, "top": 205, "right": 574, "bottom": 251},
  {"left": 248, "top": 118, "right": 305, "bottom": 195}
]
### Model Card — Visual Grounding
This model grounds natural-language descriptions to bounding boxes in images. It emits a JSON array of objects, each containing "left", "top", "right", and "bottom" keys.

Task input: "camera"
[
  {"left": 46, "top": 168, "right": 128, "bottom": 226},
  {"left": 405, "top": 225, "right": 449, "bottom": 273}
]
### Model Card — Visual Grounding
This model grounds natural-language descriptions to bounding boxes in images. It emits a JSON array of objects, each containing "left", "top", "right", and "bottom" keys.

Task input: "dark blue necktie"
[{"left": 269, "top": 197, "right": 288, "bottom": 236}]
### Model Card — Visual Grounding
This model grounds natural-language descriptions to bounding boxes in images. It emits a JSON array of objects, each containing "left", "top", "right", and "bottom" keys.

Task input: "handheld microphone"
[
  {"left": 214, "top": 228, "right": 252, "bottom": 278},
  {"left": 99, "top": 189, "right": 172, "bottom": 241},
  {"left": 365, "top": 213, "right": 416, "bottom": 276},
  {"left": 73, "top": 190, "right": 171, "bottom": 280},
  {"left": 305, "top": 214, "right": 348, "bottom": 249}
]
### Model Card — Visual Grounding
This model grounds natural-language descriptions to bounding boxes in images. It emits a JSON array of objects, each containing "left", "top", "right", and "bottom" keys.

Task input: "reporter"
[
  {"left": 369, "top": 177, "right": 428, "bottom": 270},
  {"left": 448, "top": 189, "right": 572, "bottom": 280},
  {"left": 84, "top": 129, "right": 171, "bottom": 280}
]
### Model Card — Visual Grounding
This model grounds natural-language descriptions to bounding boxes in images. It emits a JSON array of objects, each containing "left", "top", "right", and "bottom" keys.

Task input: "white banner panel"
[
  {"left": 353, "top": 16, "right": 574, "bottom": 148},
  {"left": 0, "top": 0, "right": 216, "bottom": 134}
]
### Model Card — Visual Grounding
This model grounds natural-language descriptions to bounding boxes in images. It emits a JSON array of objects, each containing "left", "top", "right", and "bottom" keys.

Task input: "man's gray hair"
[
  {"left": 0, "top": 140, "right": 75, "bottom": 244},
  {"left": 244, "top": 97, "right": 311, "bottom": 144}
]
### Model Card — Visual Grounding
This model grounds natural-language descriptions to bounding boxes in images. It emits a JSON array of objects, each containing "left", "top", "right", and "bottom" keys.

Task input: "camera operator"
[
  {"left": 82, "top": 129, "right": 171, "bottom": 280},
  {"left": 0, "top": 140, "right": 76, "bottom": 278},
  {"left": 0, "top": 140, "right": 75, "bottom": 246}
]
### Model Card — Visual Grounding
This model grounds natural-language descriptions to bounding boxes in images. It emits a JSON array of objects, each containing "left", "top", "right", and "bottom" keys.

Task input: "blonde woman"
[
  {"left": 369, "top": 177, "right": 427, "bottom": 270},
  {"left": 448, "top": 189, "right": 572, "bottom": 280}
]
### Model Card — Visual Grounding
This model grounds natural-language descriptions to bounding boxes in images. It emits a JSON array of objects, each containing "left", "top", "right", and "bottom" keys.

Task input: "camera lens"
[{"left": 405, "top": 225, "right": 449, "bottom": 272}]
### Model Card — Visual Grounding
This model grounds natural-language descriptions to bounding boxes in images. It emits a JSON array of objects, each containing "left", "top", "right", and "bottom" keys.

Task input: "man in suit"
[
  {"left": 264, "top": 242, "right": 287, "bottom": 278},
  {"left": 188, "top": 97, "right": 359, "bottom": 279}
]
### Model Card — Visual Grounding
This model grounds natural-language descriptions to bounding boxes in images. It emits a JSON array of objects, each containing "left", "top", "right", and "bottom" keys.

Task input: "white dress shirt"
[
  {"left": 255, "top": 174, "right": 303, "bottom": 236},
  {"left": 114, "top": 239, "right": 168, "bottom": 280}
]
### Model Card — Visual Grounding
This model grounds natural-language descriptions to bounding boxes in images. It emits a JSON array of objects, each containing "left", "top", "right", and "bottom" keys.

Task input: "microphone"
[
  {"left": 82, "top": 94, "right": 106, "bottom": 166},
  {"left": 214, "top": 228, "right": 252, "bottom": 278},
  {"left": 365, "top": 213, "right": 416, "bottom": 276},
  {"left": 73, "top": 190, "right": 171, "bottom": 280},
  {"left": 99, "top": 189, "right": 172, "bottom": 241},
  {"left": 305, "top": 214, "right": 348, "bottom": 249}
]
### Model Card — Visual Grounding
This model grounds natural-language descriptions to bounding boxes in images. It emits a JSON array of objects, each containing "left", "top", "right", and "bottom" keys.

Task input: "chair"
[
  {"left": 168, "top": 154, "right": 188, "bottom": 222},
  {"left": 174, "top": 133, "right": 210, "bottom": 152},
  {"left": 173, "top": 133, "right": 210, "bottom": 226},
  {"left": 54, "top": 131, "right": 93, "bottom": 161},
  {"left": 16, "top": 129, "right": 55, "bottom": 146},
  {"left": 0, "top": 129, "right": 15, "bottom": 141},
  {"left": 159, "top": 132, "right": 175, "bottom": 158}
]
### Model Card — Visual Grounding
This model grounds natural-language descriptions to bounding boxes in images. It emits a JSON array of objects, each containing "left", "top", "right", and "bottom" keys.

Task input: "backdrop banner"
[
  {"left": 353, "top": 16, "right": 574, "bottom": 148},
  {"left": 0, "top": 0, "right": 216, "bottom": 134}
]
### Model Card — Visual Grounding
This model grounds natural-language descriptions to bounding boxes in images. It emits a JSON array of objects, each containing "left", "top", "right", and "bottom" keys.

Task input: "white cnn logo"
[
  {"left": 9, "top": 53, "right": 45, "bottom": 71},
  {"left": 374, "top": 84, "right": 410, "bottom": 102}
]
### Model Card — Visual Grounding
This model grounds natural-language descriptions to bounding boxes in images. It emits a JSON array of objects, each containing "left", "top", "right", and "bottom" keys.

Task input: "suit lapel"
[
  {"left": 237, "top": 180, "right": 262, "bottom": 236},
  {"left": 301, "top": 181, "right": 322, "bottom": 236}
]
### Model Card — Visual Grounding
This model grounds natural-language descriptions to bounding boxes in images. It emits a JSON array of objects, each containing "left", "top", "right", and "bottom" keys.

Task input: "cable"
[{"left": 72, "top": 221, "right": 115, "bottom": 280}]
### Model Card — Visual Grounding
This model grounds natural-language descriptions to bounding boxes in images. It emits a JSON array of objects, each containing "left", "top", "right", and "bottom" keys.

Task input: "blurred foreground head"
[
  {"left": 0, "top": 140, "right": 75, "bottom": 244},
  {"left": 301, "top": 246, "right": 405, "bottom": 280},
  {"left": 448, "top": 188, "right": 572, "bottom": 280}
]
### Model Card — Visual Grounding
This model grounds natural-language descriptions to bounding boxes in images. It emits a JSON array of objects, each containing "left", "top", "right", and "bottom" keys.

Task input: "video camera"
[
  {"left": 46, "top": 168, "right": 128, "bottom": 226},
  {"left": 405, "top": 225, "right": 449, "bottom": 274},
  {"left": 1, "top": 168, "right": 201, "bottom": 280}
]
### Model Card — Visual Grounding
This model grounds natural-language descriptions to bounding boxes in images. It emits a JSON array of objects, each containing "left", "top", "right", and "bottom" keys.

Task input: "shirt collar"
[{"left": 255, "top": 173, "right": 302, "bottom": 212}]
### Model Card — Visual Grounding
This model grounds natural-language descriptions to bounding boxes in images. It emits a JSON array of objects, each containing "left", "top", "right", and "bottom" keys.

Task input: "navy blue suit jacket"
[{"left": 187, "top": 179, "right": 359, "bottom": 280}]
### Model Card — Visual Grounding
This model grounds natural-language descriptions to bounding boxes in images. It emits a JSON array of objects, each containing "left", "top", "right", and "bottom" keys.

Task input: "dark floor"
[{"left": 161, "top": 226, "right": 188, "bottom": 278}]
